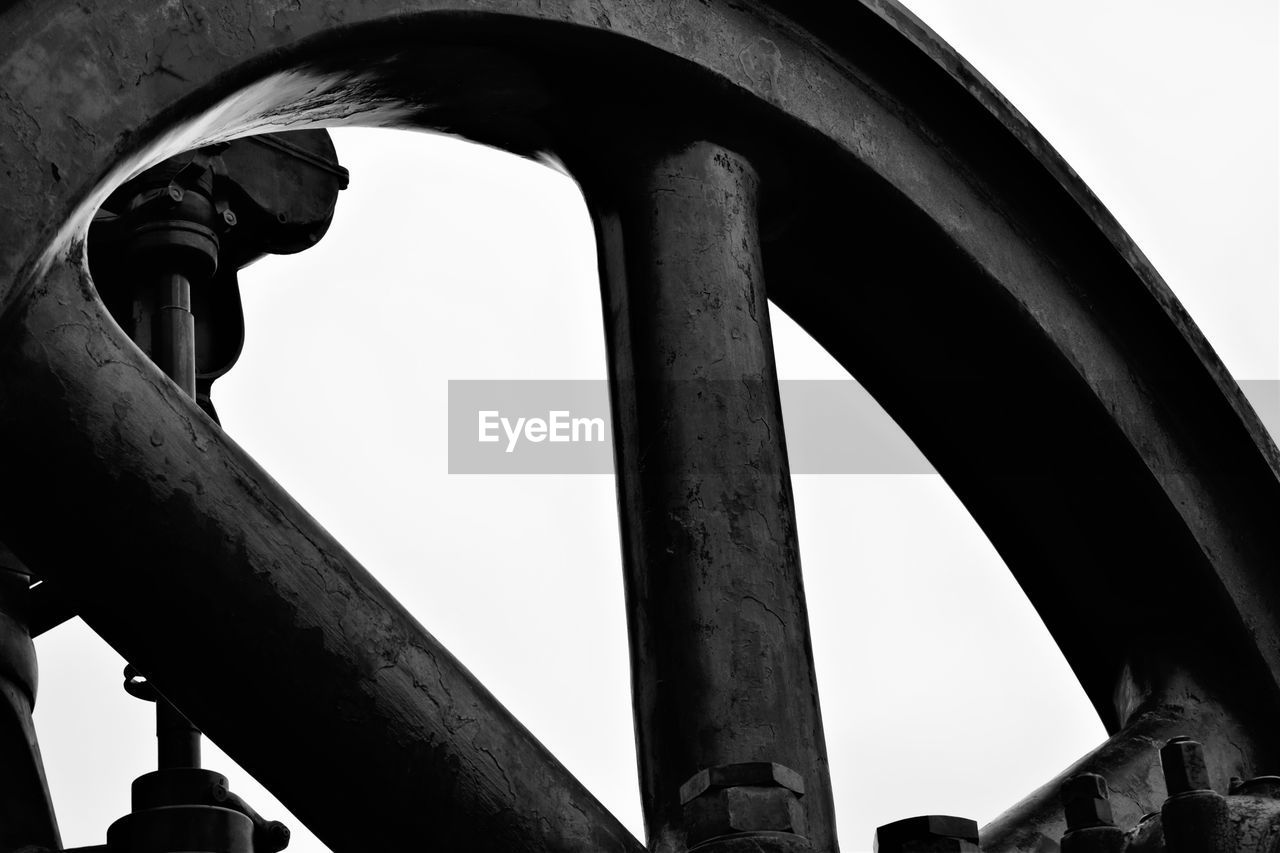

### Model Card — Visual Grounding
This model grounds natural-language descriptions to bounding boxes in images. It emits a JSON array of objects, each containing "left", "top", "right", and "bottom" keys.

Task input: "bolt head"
[
  {"left": 1064, "top": 797, "right": 1115, "bottom": 830},
  {"left": 1161, "top": 737, "right": 1211, "bottom": 795},
  {"left": 1061, "top": 774, "right": 1115, "bottom": 829},
  {"left": 1061, "top": 773, "right": 1109, "bottom": 804}
]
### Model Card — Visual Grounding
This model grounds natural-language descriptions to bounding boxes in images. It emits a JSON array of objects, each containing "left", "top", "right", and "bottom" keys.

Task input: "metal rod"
[
  {"left": 156, "top": 698, "right": 201, "bottom": 769},
  {"left": 153, "top": 270, "right": 196, "bottom": 398},
  {"left": 592, "top": 140, "right": 837, "bottom": 853},
  {"left": 143, "top": 262, "right": 204, "bottom": 772}
]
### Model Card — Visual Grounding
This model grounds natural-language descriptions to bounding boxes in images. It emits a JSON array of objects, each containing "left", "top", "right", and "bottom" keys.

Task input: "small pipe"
[
  {"left": 153, "top": 270, "right": 196, "bottom": 397},
  {"left": 156, "top": 698, "right": 201, "bottom": 769},
  {"left": 137, "top": 264, "right": 203, "bottom": 770}
]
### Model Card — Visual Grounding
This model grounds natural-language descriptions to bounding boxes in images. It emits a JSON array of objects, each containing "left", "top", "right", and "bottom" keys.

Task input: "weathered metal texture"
[
  {"left": 1059, "top": 774, "right": 1125, "bottom": 853},
  {"left": 1, "top": 0, "right": 1278, "bottom": 851},
  {"left": 1056, "top": 738, "right": 1280, "bottom": 853},
  {"left": 591, "top": 141, "right": 834, "bottom": 852},
  {"left": 983, "top": 699, "right": 1259, "bottom": 852},
  {"left": 1158, "top": 738, "right": 1233, "bottom": 853}
]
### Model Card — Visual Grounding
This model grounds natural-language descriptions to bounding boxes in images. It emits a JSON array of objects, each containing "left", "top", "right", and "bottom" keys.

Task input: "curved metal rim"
[{"left": 2, "top": 0, "right": 1279, "bottom": 848}]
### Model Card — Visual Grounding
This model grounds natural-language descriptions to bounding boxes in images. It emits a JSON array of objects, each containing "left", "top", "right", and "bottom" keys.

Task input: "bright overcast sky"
[{"left": 35, "top": 3, "right": 1278, "bottom": 853}]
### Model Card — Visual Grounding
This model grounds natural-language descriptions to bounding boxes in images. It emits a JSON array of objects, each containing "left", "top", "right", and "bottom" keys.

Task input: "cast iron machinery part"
[
  {"left": 2, "top": 2, "right": 1280, "bottom": 853},
  {"left": 874, "top": 816, "right": 980, "bottom": 853},
  {"left": 20, "top": 131, "right": 348, "bottom": 639},
  {"left": 1056, "top": 737, "right": 1280, "bottom": 853},
  {"left": 87, "top": 129, "right": 347, "bottom": 413}
]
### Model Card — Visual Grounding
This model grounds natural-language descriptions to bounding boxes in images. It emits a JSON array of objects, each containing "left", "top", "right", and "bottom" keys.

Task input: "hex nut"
[
  {"left": 1061, "top": 774, "right": 1115, "bottom": 829},
  {"left": 1061, "top": 774, "right": 1109, "bottom": 805},
  {"left": 684, "top": 785, "right": 806, "bottom": 846},
  {"left": 874, "top": 815, "right": 980, "bottom": 853},
  {"left": 1062, "top": 825, "right": 1126, "bottom": 853},
  {"left": 681, "top": 762, "right": 806, "bottom": 804},
  {"left": 1161, "top": 737, "right": 1211, "bottom": 796},
  {"left": 1064, "top": 797, "right": 1115, "bottom": 830}
]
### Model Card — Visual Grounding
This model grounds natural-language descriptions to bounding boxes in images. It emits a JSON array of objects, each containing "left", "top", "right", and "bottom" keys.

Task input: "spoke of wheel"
[
  {"left": 0, "top": 262, "right": 644, "bottom": 853},
  {"left": 593, "top": 140, "right": 835, "bottom": 853},
  {"left": 3, "top": 2, "right": 1280, "bottom": 852}
]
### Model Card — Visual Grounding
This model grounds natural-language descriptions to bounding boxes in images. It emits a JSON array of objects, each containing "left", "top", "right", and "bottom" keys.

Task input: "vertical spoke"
[{"left": 594, "top": 140, "right": 836, "bottom": 853}]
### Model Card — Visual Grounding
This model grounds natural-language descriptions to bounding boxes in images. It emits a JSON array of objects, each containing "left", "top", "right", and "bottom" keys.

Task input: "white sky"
[{"left": 34, "top": 3, "right": 1278, "bottom": 852}]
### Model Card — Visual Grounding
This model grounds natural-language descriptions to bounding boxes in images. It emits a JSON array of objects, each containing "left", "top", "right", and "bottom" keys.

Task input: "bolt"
[
  {"left": 222, "top": 209, "right": 237, "bottom": 227},
  {"left": 679, "top": 763, "right": 807, "bottom": 847},
  {"left": 680, "top": 762, "right": 805, "bottom": 804},
  {"left": 1061, "top": 773, "right": 1116, "bottom": 829},
  {"left": 684, "top": 785, "right": 805, "bottom": 845},
  {"left": 168, "top": 186, "right": 184, "bottom": 202},
  {"left": 874, "top": 815, "right": 980, "bottom": 853},
  {"left": 1161, "top": 737, "right": 1211, "bottom": 796},
  {"left": 1161, "top": 739, "right": 1232, "bottom": 853}
]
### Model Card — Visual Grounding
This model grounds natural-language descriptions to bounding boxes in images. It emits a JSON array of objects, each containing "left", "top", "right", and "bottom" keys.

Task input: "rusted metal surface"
[
  {"left": 592, "top": 140, "right": 834, "bottom": 852},
  {"left": 0, "top": 0, "right": 1278, "bottom": 851}
]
